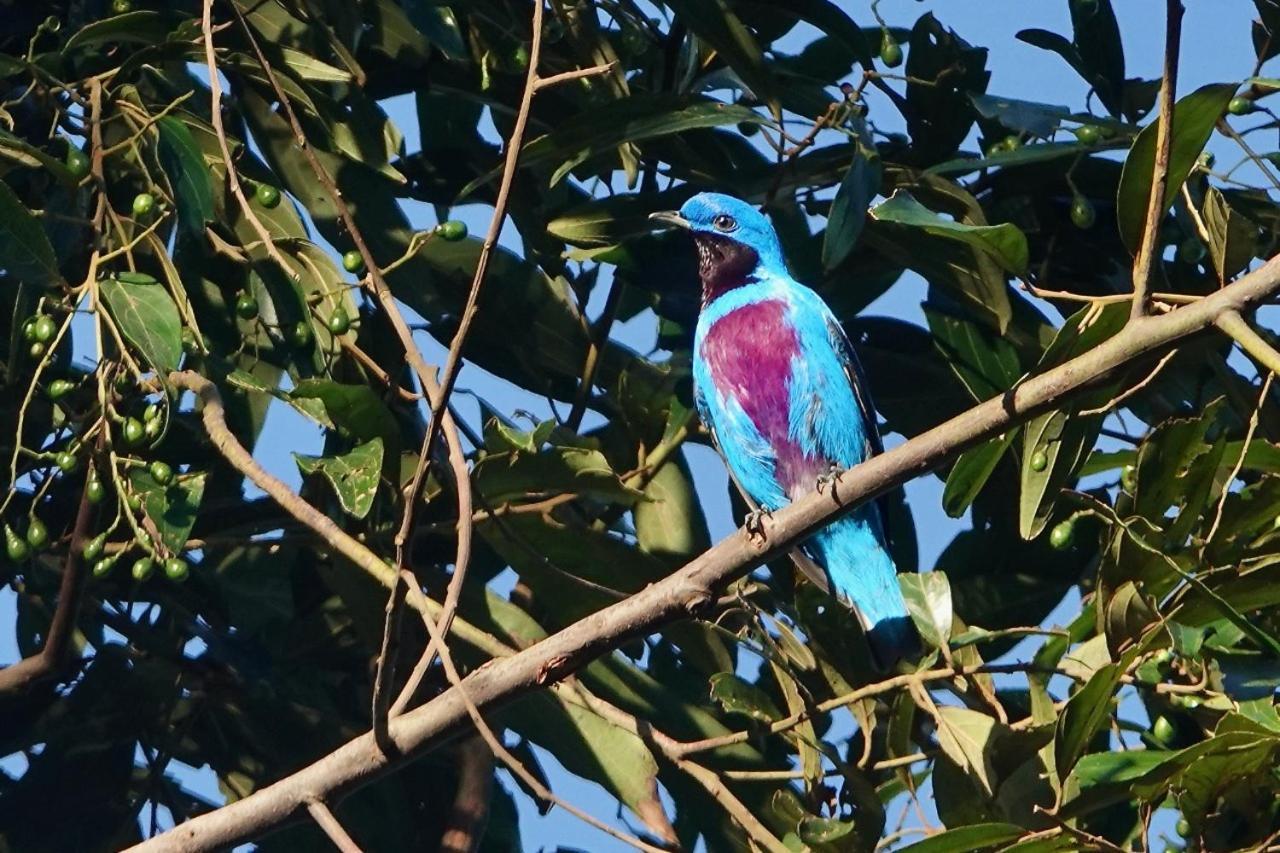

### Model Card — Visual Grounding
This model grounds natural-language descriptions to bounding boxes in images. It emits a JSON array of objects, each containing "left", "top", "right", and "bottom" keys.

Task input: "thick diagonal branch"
[{"left": 128, "top": 253, "right": 1280, "bottom": 853}]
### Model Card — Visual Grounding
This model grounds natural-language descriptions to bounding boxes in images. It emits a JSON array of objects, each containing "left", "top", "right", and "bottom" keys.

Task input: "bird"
[{"left": 650, "top": 192, "right": 920, "bottom": 670}]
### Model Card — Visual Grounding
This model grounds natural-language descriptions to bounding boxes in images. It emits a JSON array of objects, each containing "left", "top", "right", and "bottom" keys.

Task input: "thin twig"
[
  {"left": 1078, "top": 349, "right": 1179, "bottom": 416},
  {"left": 305, "top": 800, "right": 362, "bottom": 853},
  {"left": 1218, "top": 309, "right": 1280, "bottom": 375},
  {"left": 1130, "top": 0, "right": 1184, "bottom": 320},
  {"left": 1205, "top": 371, "right": 1274, "bottom": 544}
]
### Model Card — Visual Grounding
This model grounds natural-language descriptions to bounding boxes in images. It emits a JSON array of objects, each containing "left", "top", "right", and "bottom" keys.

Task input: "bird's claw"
[
  {"left": 815, "top": 464, "right": 843, "bottom": 495},
  {"left": 744, "top": 508, "right": 770, "bottom": 545}
]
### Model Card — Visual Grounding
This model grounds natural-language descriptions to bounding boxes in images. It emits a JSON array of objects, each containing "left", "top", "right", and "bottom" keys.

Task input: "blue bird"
[{"left": 651, "top": 192, "right": 920, "bottom": 670}]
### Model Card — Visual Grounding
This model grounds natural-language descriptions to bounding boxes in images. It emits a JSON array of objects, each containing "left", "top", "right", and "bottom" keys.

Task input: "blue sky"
[{"left": 0, "top": 1, "right": 1270, "bottom": 849}]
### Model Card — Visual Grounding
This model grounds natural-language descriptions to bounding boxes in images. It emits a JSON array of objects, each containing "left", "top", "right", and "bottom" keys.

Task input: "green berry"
[
  {"left": 1228, "top": 96, "right": 1255, "bottom": 116},
  {"left": 21, "top": 318, "right": 37, "bottom": 341},
  {"left": 32, "top": 314, "right": 56, "bottom": 344},
  {"left": 1074, "top": 124, "right": 1102, "bottom": 145},
  {"left": 512, "top": 44, "right": 530, "bottom": 70},
  {"left": 437, "top": 220, "right": 468, "bottom": 241},
  {"left": 65, "top": 147, "right": 90, "bottom": 179},
  {"left": 1030, "top": 450, "right": 1048, "bottom": 472},
  {"left": 1178, "top": 238, "right": 1206, "bottom": 264},
  {"left": 254, "top": 183, "right": 281, "bottom": 208},
  {"left": 290, "top": 320, "right": 313, "bottom": 348},
  {"left": 86, "top": 474, "right": 106, "bottom": 504},
  {"left": 880, "top": 32, "right": 903, "bottom": 68},
  {"left": 123, "top": 417, "right": 145, "bottom": 445},
  {"left": 326, "top": 307, "right": 351, "bottom": 335},
  {"left": 28, "top": 341, "right": 46, "bottom": 359},
  {"left": 26, "top": 517, "right": 48, "bottom": 550},
  {"left": 145, "top": 417, "right": 162, "bottom": 439},
  {"left": 149, "top": 461, "right": 173, "bottom": 485},
  {"left": 132, "top": 192, "right": 155, "bottom": 217},
  {"left": 5, "top": 525, "right": 29, "bottom": 562},
  {"left": 1001, "top": 134, "right": 1022, "bottom": 151},
  {"left": 1121, "top": 463, "right": 1137, "bottom": 492},
  {"left": 126, "top": 492, "right": 142, "bottom": 512},
  {"left": 1154, "top": 648, "right": 1175, "bottom": 667},
  {"left": 92, "top": 556, "right": 117, "bottom": 578},
  {"left": 56, "top": 451, "right": 78, "bottom": 474},
  {"left": 1070, "top": 196, "right": 1096, "bottom": 229},
  {"left": 111, "top": 0, "right": 133, "bottom": 13},
  {"left": 235, "top": 292, "right": 259, "bottom": 321},
  {"left": 48, "top": 379, "right": 75, "bottom": 400},
  {"left": 83, "top": 533, "right": 106, "bottom": 562},
  {"left": 164, "top": 557, "right": 189, "bottom": 582},
  {"left": 341, "top": 250, "right": 364, "bottom": 273},
  {"left": 1048, "top": 519, "right": 1074, "bottom": 550},
  {"left": 1176, "top": 818, "right": 1190, "bottom": 837},
  {"left": 1174, "top": 694, "right": 1202, "bottom": 710},
  {"left": 1151, "top": 714, "right": 1175, "bottom": 744},
  {"left": 131, "top": 556, "right": 155, "bottom": 581},
  {"left": 135, "top": 529, "right": 152, "bottom": 550},
  {"left": 143, "top": 403, "right": 160, "bottom": 422}
]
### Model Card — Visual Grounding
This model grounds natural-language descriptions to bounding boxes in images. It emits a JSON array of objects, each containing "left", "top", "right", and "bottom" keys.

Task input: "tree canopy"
[{"left": 2, "top": 0, "right": 1280, "bottom": 851}]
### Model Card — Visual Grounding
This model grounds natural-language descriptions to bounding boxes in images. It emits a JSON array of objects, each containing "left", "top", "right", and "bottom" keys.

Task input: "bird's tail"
[{"left": 809, "top": 514, "right": 921, "bottom": 671}]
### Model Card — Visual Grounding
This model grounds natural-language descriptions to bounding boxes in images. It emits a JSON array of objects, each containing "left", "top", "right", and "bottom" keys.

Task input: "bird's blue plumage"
[{"left": 676, "top": 192, "right": 919, "bottom": 669}]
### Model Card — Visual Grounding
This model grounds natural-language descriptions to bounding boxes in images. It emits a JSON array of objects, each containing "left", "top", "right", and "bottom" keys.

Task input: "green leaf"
[
  {"left": 870, "top": 190, "right": 1028, "bottom": 275},
  {"left": 797, "top": 815, "right": 855, "bottom": 845},
  {"left": 129, "top": 469, "right": 207, "bottom": 554},
  {"left": 402, "top": 0, "right": 466, "bottom": 59},
  {"left": 928, "top": 140, "right": 1099, "bottom": 177},
  {"left": 1054, "top": 662, "right": 1123, "bottom": 777},
  {"left": 1073, "top": 749, "right": 1177, "bottom": 788},
  {"left": 900, "top": 572, "right": 953, "bottom": 649},
  {"left": 156, "top": 116, "right": 215, "bottom": 237},
  {"left": 772, "top": 0, "right": 873, "bottom": 67},
  {"left": 708, "top": 672, "right": 783, "bottom": 723},
  {"left": 970, "top": 93, "right": 1071, "bottom": 137},
  {"left": 99, "top": 275, "right": 183, "bottom": 373},
  {"left": 63, "top": 10, "right": 184, "bottom": 53},
  {"left": 473, "top": 446, "right": 646, "bottom": 507},
  {"left": 822, "top": 133, "right": 881, "bottom": 271},
  {"left": 1202, "top": 185, "right": 1260, "bottom": 283},
  {"left": 276, "top": 47, "right": 351, "bottom": 82},
  {"left": 1116, "top": 83, "right": 1236, "bottom": 251},
  {"left": 287, "top": 380, "right": 401, "bottom": 455},
  {"left": 933, "top": 705, "right": 998, "bottom": 797},
  {"left": 899, "top": 823, "right": 1025, "bottom": 852},
  {"left": 294, "top": 438, "right": 383, "bottom": 520},
  {"left": 924, "top": 304, "right": 1023, "bottom": 401},
  {"left": 634, "top": 454, "right": 711, "bottom": 564},
  {"left": 0, "top": 128, "right": 78, "bottom": 186},
  {"left": 662, "top": 0, "right": 775, "bottom": 113},
  {"left": 0, "top": 179, "right": 59, "bottom": 288},
  {"left": 942, "top": 432, "right": 1016, "bottom": 518},
  {"left": 1019, "top": 407, "right": 1098, "bottom": 540}
]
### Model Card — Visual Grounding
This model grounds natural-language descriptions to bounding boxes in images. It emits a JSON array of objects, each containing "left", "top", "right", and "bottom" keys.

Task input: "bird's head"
[{"left": 650, "top": 192, "right": 785, "bottom": 305}]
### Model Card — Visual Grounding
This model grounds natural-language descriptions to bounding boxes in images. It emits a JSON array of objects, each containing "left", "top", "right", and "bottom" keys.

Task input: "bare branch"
[
  {"left": 1218, "top": 309, "right": 1280, "bottom": 374},
  {"left": 1130, "top": 0, "right": 1184, "bottom": 319},
  {"left": 305, "top": 801, "right": 362, "bottom": 853},
  {"left": 130, "top": 253, "right": 1280, "bottom": 852}
]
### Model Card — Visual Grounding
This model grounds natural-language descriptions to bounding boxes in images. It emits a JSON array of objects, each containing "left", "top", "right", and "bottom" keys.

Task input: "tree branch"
[
  {"left": 1130, "top": 0, "right": 1184, "bottom": 319},
  {"left": 129, "top": 253, "right": 1280, "bottom": 852},
  {"left": 305, "top": 800, "right": 362, "bottom": 853}
]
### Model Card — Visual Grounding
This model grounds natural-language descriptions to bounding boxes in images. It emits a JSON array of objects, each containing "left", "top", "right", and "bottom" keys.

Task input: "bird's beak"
[{"left": 649, "top": 210, "right": 691, "bottom": 230}]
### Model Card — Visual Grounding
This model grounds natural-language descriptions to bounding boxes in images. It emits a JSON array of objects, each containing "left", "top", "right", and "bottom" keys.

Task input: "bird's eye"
[{"left": 712, "top": 214, "right": 738, "bottom": 232}]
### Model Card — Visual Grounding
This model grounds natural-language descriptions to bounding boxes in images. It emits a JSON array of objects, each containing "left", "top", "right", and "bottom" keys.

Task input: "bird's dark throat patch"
[{"left": 695, "top": 232, "right": 760, "bottom": 305}]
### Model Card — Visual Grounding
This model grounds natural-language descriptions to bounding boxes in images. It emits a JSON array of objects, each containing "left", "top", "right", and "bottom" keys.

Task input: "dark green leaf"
[
  {"left": 942, "top": 432, "right": 1016, "bottom": 518},
  {"left": 1116, "top": 83, "right": 1236, "bottom": 251},
  {"left": 899, "top": 823, "right": 1025, "bottom": 852},
  {"left": 0, "top": 179, "right": 59, "bottom": 288},
  {"left": 1055, "top": 662, "right": 1123, "bottom": 777},
  {"left": 129, "top": 469, "right": 206, "bottom": 554},
  {"left": 708, "top": 672, "right": 783, "bottom": 723},
  {"left": 156, "top": 116, "right": 215, "bottom": 237},
  {"left": 294, "top": 438, "right": 384, "bottom": 519},
  {"left": 822, "top": 133, "right": 881, "bottom": 271},
  {"left": 99, "top": 276, "right": 183, "bottom": 373},
  {"left": 871, "top": 190, "right": 1028, "bottom": 275}
]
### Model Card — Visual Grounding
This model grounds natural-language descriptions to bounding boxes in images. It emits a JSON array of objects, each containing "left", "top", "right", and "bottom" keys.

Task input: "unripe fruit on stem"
[
  {"left": 87, "top": 474, "right": 106, "bottom": 504},
  {"left": 1121, "top": 463, "right": 1137, "bottom": 492},
  {"left": 342, "top": 250, "right": 364, "bottom": 273},
  {"left": 149, "top": 461, "right": 173, "bottom": 485},
  {"left": 123, "top": 417, "right": 145, "bottom": 445},
  {"left": 326, "top": 308, "right": 351, "bottom": 335},
  {"left": 83, "top": 533, "right": 106, "bottom": 562},
  {"left": 164, "top": 557, "right": 189, "bottom": 582},
  {"left": 1070, "top": 196, "right": 1096, "bottom": 229},
  {"left": 235, "top": 292, "right": 259, "bottom": 320},
  {"left": 132, "top": 192, "right": 155, "bottom": 217},
  {"left": 437, "top": 220, "right": 468, "bottom": 241},
  {"left": 56, "top": 451, "right": 78, "bottom": 474},
  {"left": 1151, "top": 715, "right": 1175, "bottom": 744},
  {"left": 33, "top": 314, "right": 56, "bottom": 343},
  {"left": 5, "top": 525, "right": 29, "bottom": 562},
  {"left": 26, "top": 517, "right": 48, "bottom": 550},
  {"left": 1030, "top": 450, "right": 1048, "bottom": 472},
  {"left": 92, "top": 556, "right": 117, "bottom": 577},
  {"left": 254, "top": 183, "right": 281, "bottom": 208},
  {"left": 880, "top": 32, "right": 903, "bottom": 68},
  {"left": 65, "top": 147, "right": 90, "bottom": 179},
  {"left": 1048, "top": 519, "right": 1074, "bottom": 550},
  {"left": 1228, "top": 96, "right": 1255, "bottom": 116},
  {"left": 49, "top": 379, "right": 75, "bottom": 400},
  {"left": 1074, "top": 124, "right": 1101, "bottom": 144},
  {"left": 290, "top": 321, "right": 313, "bottom": 347},
  {"left": 131, "top": 556, "right": 155, "bottom": 581}
]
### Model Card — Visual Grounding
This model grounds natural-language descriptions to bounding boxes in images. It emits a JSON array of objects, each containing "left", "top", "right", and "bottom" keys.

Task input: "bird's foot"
[
  {"left": 744, "top": 508, "right": 771, "bottom": 545},
  {"left": 815, "top": 464, "right": 843, "bottom": 496}
]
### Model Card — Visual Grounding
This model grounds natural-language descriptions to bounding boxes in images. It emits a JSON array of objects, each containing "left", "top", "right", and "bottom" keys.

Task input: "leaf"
[
  {"left": 63, "top": 10, "right": 183, "bottom": 53},
  {"left": 822, "top": 131, "right": 881, "bottom": 271},
  {"left": 942, "top": 432, "right": 1016, "bottom": 518},
  {"left": 294, "top": 438, "right": 384, "bottom": 520},
  {"left": 473, "top": 446, "right": 645, "bottom": 507},
  {"left": 970, "top": 93, "right": 1071, "bottom": 137},
  {"left": 708, "top": 672, "right": 783, "bottom": 723},
  {"left": 129, "top": 469, "right": 207, "bottom": 554},
  {"left": 899, "top": 823, "right": 1025, "bottom": 852},
  {"left": 1019, "top": 408, "right": 1098, "bottom": 540},
  {"left": 1202, "top": 186, "right": 1260, "bottom": 283},
  {"left": 797, "top": 815, "right": 855, "bottom": 845},
  {"left": 927, "top": 140, "right": 1103, "bottom": 177},
  {"left": 900, "top": 572, "right": 953, "bottom": 649},
  {"left": 1073, "top": 749, "right": 1177, "bottom": 789},
  {"left": 870, "top": 190, "right": 1028, "bottom": 275},
  {"left": 933, "top": 705, "right": 998, "bottom": 797},
  {"left": 634, "top": 454, "right": 711, "bottom": 564},
  {"left": 662, "top": 0, "right": 775, "bottom": 113},
  {"left": 1116, "top": 83, "right": 1236, "bottom": 251},
  {"left": 287, "top": 380, "right": 400, "bottom": 455},
  {"left": 1054, "top": 662, "right": 1123, "bottom": 777},
  {"left": 277, "top": 47, "right": 351, "bottom": 82},
  {"left": 464, "top": 97, "right": 766, "bottom": 194},
  {"left": 99, "top": 275, "right": 183, "bottom": 374},
  {"left": 0, "top": 179, "right": 59, "bottom": 287},
  {"left": 0, "top": 128, "right": 78, "bottom": 186},
  {"left": 1069, "top": 0, "right": 1126, "bottom": 117},
  {"left": 156, "top": 116, "right": 215, "bottom": 237},
  {"left": 401, "top": 0, "right": 466, "bottom": 59},
  {"left": 772, "top": 0, "right": 873, "bottom": 67},
  {"left": 924, "top": 304, "right": 1022, "bottom": 401}
]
